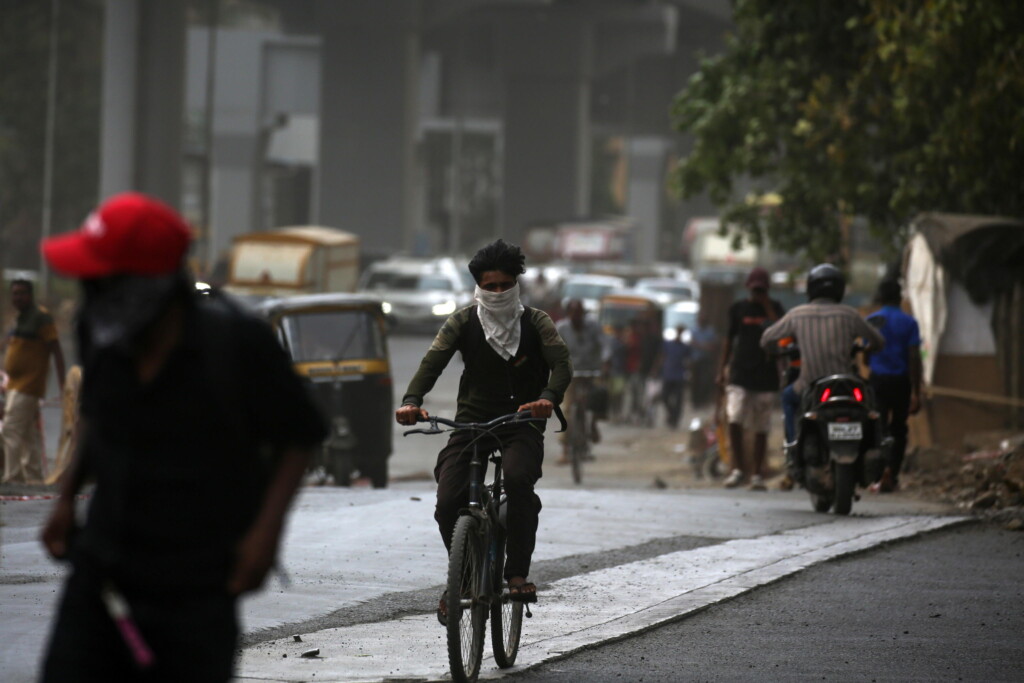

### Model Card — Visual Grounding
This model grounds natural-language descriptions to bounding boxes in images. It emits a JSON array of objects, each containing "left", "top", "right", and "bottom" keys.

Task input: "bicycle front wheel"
[
  {"left": 490, "top": 537, "right": 523, "bottom": 668},
  {"left": 447, "top": 515, "right": 487, "bottom": 683}
]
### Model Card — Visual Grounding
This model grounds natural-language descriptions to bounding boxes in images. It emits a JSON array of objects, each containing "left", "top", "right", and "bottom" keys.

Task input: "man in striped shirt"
[{"left": 760, "top": 265, "right": 885, "bottom": 454}]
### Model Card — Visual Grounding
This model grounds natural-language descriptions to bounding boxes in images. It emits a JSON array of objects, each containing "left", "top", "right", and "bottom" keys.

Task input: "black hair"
[
  {"left": 874, "top": 279, "right": 902, "bottom": 305},
  {"left": 468, "top": 239, "right": 526, "bottom": 284},
  {"left": 10, "top": 279, "right": 33, "bottom": 295}
]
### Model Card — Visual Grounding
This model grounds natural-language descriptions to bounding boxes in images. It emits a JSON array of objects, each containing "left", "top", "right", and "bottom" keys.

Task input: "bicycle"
[
  {"left": 403, "top": 409, "right": 562, "bottom": 683},
  {"left": 566, "top": 370, "right": 601, "bottom": 485}
]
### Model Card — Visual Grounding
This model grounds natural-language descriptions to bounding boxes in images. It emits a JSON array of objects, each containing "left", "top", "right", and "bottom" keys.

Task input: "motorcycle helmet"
[{"left": 806, "top": 263, "right": 846, "bottom": 302}]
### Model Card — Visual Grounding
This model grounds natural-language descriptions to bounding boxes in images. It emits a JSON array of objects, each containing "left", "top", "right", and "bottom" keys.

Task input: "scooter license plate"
[{"left": 828, "top": 422, "right": 862, "bottom": 440}]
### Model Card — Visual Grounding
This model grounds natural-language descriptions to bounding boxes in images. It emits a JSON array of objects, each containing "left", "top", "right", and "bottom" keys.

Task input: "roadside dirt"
[{"left": 584, "top": 417, "right": 1024, "bottom": 531}]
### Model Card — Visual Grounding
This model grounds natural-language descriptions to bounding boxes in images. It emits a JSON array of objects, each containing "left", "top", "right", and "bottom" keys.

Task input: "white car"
[
  {"left": 634, "top": 277, "right": 700, "bottom": 305},
  {"left": 358, "top": 257, "right": 474, "bottom": 333},
  {"left": 560, "top": 273, "right": 627, "bottom": 314}
]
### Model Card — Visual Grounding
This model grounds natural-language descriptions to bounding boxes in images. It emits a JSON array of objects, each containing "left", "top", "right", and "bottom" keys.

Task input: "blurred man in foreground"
[{"left": 38, "top": 193, "right": 326, "bottom": 682}]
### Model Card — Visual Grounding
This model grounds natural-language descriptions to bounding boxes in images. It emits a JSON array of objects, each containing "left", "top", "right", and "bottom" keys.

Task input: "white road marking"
[{"left": 234, "top": 514, "right": 966, "bottom": 682}]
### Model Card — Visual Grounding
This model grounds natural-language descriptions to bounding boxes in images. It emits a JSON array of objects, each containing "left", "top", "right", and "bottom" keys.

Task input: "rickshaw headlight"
[
  {"left": 432, "top": 300, "right": 457, "bottom": 316},
  {"left": 381, "top": 301, "right": 392, "bottom": 314}
]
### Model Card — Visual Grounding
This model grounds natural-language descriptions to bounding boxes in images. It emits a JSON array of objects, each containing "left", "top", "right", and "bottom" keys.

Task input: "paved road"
[
  {"left": 3, "top": 333, "right": 1007, "bottom": 682},
  {"left": 513, "top": 523, "right": 1024, "bottom": 683}
]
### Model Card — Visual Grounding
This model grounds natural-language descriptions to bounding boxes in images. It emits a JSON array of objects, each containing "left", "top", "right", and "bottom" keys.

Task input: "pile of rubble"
[{"left": 904, "top": 431, "right": 1024, "bottom": 530}]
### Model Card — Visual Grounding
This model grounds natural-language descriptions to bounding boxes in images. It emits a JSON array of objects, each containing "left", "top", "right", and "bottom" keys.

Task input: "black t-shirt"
[
  {"left": 76, "top": 296, "right": 327, "bottom": 594},
  {"left": 726, "top": 298, "right": 784, "bottom": 391}
]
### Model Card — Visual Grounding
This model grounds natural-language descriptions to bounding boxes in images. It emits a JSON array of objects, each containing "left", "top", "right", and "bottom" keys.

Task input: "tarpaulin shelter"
[{"left": 904, "top": 213, "right": 1024, "bottom": 447}]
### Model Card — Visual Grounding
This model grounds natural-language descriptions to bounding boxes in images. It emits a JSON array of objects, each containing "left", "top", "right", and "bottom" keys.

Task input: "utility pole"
[
  {"left": 199, "top": 0, "right": 219, "bottom": 275},
  {"left": 39, "top": 0, "right": 61, "bottom": 299}
]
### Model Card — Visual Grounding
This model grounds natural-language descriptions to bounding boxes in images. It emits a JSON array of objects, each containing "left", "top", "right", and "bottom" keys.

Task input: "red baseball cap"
[{"left": 41, "top": 192, "right": 192, "bottom": 278}]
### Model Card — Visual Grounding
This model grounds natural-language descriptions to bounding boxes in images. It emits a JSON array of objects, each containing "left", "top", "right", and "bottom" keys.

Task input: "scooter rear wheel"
[{"left": 833, "top": 463, "right": 855, "bottom": 515}]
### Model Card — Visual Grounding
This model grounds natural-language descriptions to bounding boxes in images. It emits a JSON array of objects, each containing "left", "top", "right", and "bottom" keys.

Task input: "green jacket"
[{"left": 402, "top": 305, "right": 572, "bottom": 424}]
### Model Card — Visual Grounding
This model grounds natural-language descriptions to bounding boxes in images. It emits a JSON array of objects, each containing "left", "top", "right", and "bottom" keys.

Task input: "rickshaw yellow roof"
[{"left": 233, "top": 226, "right": 359, "bottom": 246}]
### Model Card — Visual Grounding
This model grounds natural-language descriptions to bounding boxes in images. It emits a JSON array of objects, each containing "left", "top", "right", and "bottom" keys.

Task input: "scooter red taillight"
[
  {"left": 820, "top": 387, "right": 832, "bottom": 402},
  {"left": 853, "top": 387, "right": 864, "bottom": 402}
]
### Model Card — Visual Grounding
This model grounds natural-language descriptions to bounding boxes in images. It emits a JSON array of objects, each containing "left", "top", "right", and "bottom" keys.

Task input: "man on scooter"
[{"left": 760, "top": 264, "right": 885, "bottom": 482}]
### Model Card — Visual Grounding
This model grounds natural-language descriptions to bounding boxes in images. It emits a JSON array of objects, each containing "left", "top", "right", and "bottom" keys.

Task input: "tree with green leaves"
[{"left": 670, "top": 0, "right": 1024, "bottom": 263}]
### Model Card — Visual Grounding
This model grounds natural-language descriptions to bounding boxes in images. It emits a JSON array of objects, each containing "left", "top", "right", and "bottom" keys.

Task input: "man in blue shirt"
[
  {"left": 865, "top": 279, "right": 922, "bottom": 492},
  {"left": 659, "top": 325, "right": 692, "bottom": 429}
]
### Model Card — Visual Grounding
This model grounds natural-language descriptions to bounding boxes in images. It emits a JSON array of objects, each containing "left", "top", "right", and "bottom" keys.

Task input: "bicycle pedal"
[{"left": 525, "top": 604, "right": 532, "bottom": 618}]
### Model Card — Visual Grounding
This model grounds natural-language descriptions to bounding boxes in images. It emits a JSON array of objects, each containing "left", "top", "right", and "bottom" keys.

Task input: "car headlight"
[
  {"left": 432, "top": 300, "right": 457, "bottom": 316},
  {"left": 381, "top": 301, "right": 392, "bottom": 314}
]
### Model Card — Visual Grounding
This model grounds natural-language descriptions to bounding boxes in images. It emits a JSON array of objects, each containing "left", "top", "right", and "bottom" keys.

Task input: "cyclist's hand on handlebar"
[
  {"left": 396, "top": 404, "right": 429, "bottom": 425},
  {"left": 517, "top": 398, "right": 553, "bottom": 419}
]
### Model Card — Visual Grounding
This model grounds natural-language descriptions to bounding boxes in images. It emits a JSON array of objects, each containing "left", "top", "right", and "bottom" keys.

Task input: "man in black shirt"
[
  {"left": 717, "top": 267, "right": 784, "bottom": 490},
  {"left": 38, "top": 193, "right": 326, "bottom": 682}
]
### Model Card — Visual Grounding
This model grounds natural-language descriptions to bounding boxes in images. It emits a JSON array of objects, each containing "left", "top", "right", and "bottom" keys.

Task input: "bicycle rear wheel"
[
  {"left": 490, "top": 537, "right": 523, "bottom": 668},
  {"left": 447, "top": 515, "right": 486, "bottom": 683}
]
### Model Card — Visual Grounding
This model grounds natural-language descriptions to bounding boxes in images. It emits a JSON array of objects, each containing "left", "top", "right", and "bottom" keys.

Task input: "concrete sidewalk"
[{"left": 235, "top": 515, "right": 966, "bottom": 682}]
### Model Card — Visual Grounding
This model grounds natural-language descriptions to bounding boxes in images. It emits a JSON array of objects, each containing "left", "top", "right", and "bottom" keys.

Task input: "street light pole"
[
  {"left": 200, "top": 0, "right": 219, "bottom": 275},
  {"left": 40, "top": 0, "right": 61, "bottom": 299}
]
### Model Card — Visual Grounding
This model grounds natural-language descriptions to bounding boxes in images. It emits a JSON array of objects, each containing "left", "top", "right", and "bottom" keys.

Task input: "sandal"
[
  {"left": 507, "top": 578, "right": 537, "bottom": 603},
  {"left": 437, "top": 590, "right": 448, "bottom": 626}
]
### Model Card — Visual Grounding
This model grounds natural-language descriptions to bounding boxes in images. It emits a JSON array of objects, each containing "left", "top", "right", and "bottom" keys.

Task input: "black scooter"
[{"left": 790, "top": 373, "right": 888, "bottom": 514}]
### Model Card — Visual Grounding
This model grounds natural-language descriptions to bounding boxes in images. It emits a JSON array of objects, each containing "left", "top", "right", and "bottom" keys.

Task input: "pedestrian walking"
[
  {"left": 658, "top": 325, "right": 692, "bottom": 429},
  {"left": 555, "top": 298, "right": 608, "bottom": 462},
  {"left": 718, "top": 267, "right": 784, "bottom": 491},
  {"left": 38, "top": 192, "right": 327, "bottom": 682},
  {"left": 865, "top": 279, "right": 922, "bottom": 492},
  {"left": 607, "top": 323, "right": 628, "bottom": 423},
  {"left": 1, "top": 278, "right": 66, "bottom": 484},
  {"left": 624, "top": 314, "right": 661, "bottom": 427},
  {"left": 688, "top": 310, "right": 719, "bottom": 410}
]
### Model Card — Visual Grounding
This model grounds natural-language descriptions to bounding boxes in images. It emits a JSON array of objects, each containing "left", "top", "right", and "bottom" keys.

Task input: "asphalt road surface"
[
  {"left": 2, "top": 333, "right": 1019, "bottom": 682},
  {"left": 511, "top": 523, "right": 1023, "bottom": 683}
]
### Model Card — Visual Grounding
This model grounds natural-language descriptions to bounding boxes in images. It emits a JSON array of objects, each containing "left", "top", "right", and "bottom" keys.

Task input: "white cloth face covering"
[{"left": 475, "top": 282, "right": 524, "bottom": 360}]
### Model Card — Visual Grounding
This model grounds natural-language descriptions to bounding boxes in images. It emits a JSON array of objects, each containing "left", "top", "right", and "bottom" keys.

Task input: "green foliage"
[{"left": 669, "top": 0, "right": 1024, "bottom": 263}]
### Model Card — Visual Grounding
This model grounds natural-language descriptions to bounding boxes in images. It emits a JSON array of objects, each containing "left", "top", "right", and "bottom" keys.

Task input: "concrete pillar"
[
  {"left": 98, "top": 0, "right": 185, "bottom": 206},
  {"left": 625, "top": 136, "right": 670, "bottom": 264},
  {"left": 98, "top": 0, "right": 138, "bottom": 201},
  {"left": 316, "top": 2, "right": 420, "bottom": 259},
  {"left": 498, "top": 16, "right": 592, "bottom": 245}
]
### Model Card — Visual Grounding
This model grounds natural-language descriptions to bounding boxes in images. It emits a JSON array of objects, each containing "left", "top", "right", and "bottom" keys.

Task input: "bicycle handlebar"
[{"left": 403, "top": 407, "right": 567, "bottom": 436}]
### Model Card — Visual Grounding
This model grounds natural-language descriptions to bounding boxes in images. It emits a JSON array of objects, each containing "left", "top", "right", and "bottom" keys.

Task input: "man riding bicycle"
[
  {"left": 554, "top": 298, "right": 608, "bottom": 464},
  {"left": 395, "top": 239, "right": 572, "bottom": 613}
]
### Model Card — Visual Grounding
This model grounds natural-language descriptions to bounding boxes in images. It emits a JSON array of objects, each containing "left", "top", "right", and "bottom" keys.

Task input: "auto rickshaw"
[
  {"left": 258, "top": 293, "right": 393, "bottom": 487},
  {"left": 598, "top": 289, "right": 664, "bottom": 336}
]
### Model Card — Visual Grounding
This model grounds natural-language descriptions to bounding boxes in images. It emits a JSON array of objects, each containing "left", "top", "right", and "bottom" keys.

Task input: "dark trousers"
[
  {"left": 42, "top": 560, "right": 238, "bottom": 683},
  {"left": 870, "top": 373, "right": 912, "bottom": 482},
  {"left": 782, "top": 383, "right": 801, "bottom": 443},
  {"left": 434, "top": 425, "right": 544, "bottom": 580},
  {"left": 662, "top": 379, "right": 685, "bottom": 428}
]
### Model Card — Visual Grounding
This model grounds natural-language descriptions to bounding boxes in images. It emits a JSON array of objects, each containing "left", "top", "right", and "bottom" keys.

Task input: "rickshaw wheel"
[
  {"left": 365, "top": 458, "right": 389, "bottom": 489},
  {"left": 329, "top": 449, "right": 354, "bottom": 487}
]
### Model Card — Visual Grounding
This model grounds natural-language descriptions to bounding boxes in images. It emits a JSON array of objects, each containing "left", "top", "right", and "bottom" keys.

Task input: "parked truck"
[{"left": 225, "top": 226, "right": 360, "bottom": 298}]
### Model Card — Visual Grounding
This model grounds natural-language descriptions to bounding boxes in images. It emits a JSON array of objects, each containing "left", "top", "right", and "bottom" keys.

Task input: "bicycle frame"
[{"left": 403, "top": 409, "right": 564, "bottom": 682}]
